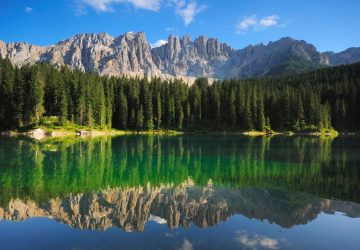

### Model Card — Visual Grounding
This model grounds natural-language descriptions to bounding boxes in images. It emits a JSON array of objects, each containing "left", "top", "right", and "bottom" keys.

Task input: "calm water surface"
[{"left": 0, "top": 135, "right": 359, "bottom": 250}]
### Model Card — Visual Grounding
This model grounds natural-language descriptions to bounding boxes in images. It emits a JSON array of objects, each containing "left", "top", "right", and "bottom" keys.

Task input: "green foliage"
[{"left": 0, "top": 58, "right": 360, "bottom": 132}]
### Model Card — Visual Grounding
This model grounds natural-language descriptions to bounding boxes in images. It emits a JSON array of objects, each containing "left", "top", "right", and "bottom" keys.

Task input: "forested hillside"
[{"left": 0, "top": 57, "right": 359, "bottom": 132}]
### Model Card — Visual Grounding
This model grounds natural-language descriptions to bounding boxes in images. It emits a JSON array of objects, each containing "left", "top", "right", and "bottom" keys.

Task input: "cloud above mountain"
[
  {"left": 76, "top": 0, "right": 162, "bottom": 12},
  {"left": 75, "top": 0, "right": 206, "bottom": 25},
  {"left": 173, "top": 0, "right": 207, "bottom": 26},
  {"left": 236, "top": 15, "right": 280, "bottom": 34}
]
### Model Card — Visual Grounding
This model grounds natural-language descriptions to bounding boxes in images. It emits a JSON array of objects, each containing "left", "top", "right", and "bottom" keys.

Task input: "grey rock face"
[
  {"left": 0, "top": 32, "right": 161, "bottom": 78},
  {"left": 1, "top": 186, "right": 360, "bottom": 231},
  {"left": 229, "top": 37, "right": 322, "bottom": 77},
  {"left": 151, "top": 35, "right": 233, "bottom": 78},
  {"left": 322, "top": 47, "right": 360, "bottom": 65},
  {"left": 0, "top": 32, "right": 359, "bottom": 80}
]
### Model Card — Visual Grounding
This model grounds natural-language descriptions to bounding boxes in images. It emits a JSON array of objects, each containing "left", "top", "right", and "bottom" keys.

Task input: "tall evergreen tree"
[
  {"left": 117, "top": 87, "right": 128, "bottom": 129},
  {"left": 256, "top": 94, "right": 265, "bottom": 131},
  {"left": 136, "top": 105, "right": 144, "bottom": 130},
  {"left": 154, "top": 91, "right": 162, "bottom": 130}
]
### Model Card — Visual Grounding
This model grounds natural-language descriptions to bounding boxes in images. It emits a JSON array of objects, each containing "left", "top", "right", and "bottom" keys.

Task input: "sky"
[{"left": 0, "top": 0, "right": 359, "bottom": 52}]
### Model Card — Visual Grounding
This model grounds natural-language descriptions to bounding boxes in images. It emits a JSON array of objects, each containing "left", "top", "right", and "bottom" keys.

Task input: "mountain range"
[
  {"left": 1, "top": 31, "right": 360, "bottom": 81},
  {"left": 2, "top": 186, "right": 360, "bottom": 232}
]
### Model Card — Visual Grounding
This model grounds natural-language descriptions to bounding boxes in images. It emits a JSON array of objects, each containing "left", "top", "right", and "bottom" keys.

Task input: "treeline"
[{"left": 0, "top": 57, "right": 360, "bottom": 131}]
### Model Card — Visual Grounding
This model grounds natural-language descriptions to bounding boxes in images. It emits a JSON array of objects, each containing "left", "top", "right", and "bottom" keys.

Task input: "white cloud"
[
  {"left": 236, "top": 15, "right": 281, "bottom": 34},
  {"left": 150, "top": 39, "right": 168, "bottom": 48},
  {"left": 148, "top": 214, "right": 167, "bottom": 223},
  {"left": 237, "top": 15, "right": 257, "bottom": 33},
  {"left": 179, "top": 239, "right": 193, "bottom": 250},
  {"left": 76, "top": 0, "right": 162, "bottom": 13},
  {"left": 74, "top": 0, "right": 206, "bottom": 26},
  {"left": 25, "top": 6, "right": 33, "bottom": 13},
  {"left": 173, "top": 0, "right": 207, "bottom": 26},
  {"left": 235, "top": 231, "right": 280, "bottom": 250},
  {"left": 259, "top": 15, "right": 279, "bottom": 28}
]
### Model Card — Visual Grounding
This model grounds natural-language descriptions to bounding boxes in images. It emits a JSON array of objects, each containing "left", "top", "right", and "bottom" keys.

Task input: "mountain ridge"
[
  {"left": 2, "top": 186, "right": 360, "bottom": 232},
  {"left": 1, "top": 32, "right": 359, "bottom": 81}
]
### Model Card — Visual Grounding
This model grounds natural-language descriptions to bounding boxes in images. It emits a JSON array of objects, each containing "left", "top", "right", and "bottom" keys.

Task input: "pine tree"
[
  {"left": 296, "top": 94, "right": 305, "bottom": 130},
  {"left": 189, "top": 85, "right": 201, "bottom": 127},
  {"left": 256, "top": 94, "right": 265, "bottom": 131},
  {"left": 142, "top": 81, "right": 153, "bottom": 130},
  {"left": 212, "top": 85, "right": 221, "bottom": 128},
  {"left": 136, "top": 105, "right": 144, "bottom": 130},
  {"left": 0, "top": 58, "right": 15, "bottom": 129},
  {"left": 339, "top": 99, "right": 346, "bottom": 131},
  {"left": 184, "top": 101, "right": 191, "bottom": 129},
  {"left": 310, "top": 94, "right": 321, "bottom": 129},
  {"left": 154, "top": 91, "right": 162, "bottom": 130},
  {"left": 98, "top": 82, "right": 107, "bottom": 128},
  {"left": 104, "top": 78, "right": 114, "bottom": 129},
  {"left": 30, "top": 68, "right": 45, "bottom": 125},
  {"left": 251, "top": 88, "right": 258, "bottom": 128},
  {"left": 167, "top": 96, "right": 175, "bottom": 128},
  {"left": 320, "top": 102, "right": 332, "bottom": 130},
  {"left": 229, "top": 87, "right": 236, "bottom": 128},
  {"left": 87, "top": 104, "right": 94, "bottom": 127},
  {"left": 282, "top": 88, "right": 291, "bottom": 129},
  {"left": 236, "top": 85, "right": 245, "bottom": 129},
  {"left": 118, "top": 87, "right": 128, "bottom": 129},
  {"left": 175, "top": 99, "right": 184, "bottom": 129},
  {"left": 59, "top": 82, "right": 68, "bottom": 125},
  {"left": 244, "top": 93, "right": 253, "bottom": 130},
  {"left": 13, "top": 67, "right": 24, "bottom": 127}
]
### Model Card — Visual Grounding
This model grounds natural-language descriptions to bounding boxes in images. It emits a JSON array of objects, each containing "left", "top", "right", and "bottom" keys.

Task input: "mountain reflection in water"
[
  {"left": 1, "top": 185, "right": 360, "bottom": 232},
  {"left": 0, "top": 135, "right": 359, "bottom": 233}
]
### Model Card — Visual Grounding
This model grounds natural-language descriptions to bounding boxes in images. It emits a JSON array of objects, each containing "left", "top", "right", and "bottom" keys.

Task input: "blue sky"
[{"left": 0, "top": 0, "right": 359, "bottom": 52}]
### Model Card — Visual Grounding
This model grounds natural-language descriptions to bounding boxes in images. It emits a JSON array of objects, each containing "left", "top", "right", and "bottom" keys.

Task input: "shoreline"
[
  {"left": 0, "top": 127, "right": 354, "bottom": 140},
  {"left": 0, "top": 127, "right": 183, "bottom": 140}
]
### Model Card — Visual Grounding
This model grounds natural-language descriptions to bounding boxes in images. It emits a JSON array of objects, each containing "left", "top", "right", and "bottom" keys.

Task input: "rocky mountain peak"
[
  {"left": 151, "top": 34, "right": 234, "bottom": 77},
  {"left": 117, "top": 31, "right": 146, "bottom": 43},
  {"left": 323, "top": 47, "right": 360, "bottom": 65},
  {"left": 57, "top": 32, "right": 113, "bottom": 47},
  {"left": 181, "top": 34, "right": 191, "bottom": 46},
  {"left": 0, "top": 32, "right": 359, "bottom": 81},
  {"left": 1, "top": 186, "right": 359, "bottom": 231}
]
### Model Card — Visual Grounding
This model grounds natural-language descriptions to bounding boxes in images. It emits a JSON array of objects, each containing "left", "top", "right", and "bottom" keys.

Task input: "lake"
[{"left": 0, "top": 135, "right": 359, "bottom": 250}]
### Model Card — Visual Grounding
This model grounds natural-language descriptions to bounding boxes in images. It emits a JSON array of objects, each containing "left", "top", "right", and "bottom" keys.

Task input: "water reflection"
[
  {"left": 2, "top": 185, "right": 360, "bottom": 232},
  {"left": 0, "top": 135, "right": 359, "bottom": 232}
]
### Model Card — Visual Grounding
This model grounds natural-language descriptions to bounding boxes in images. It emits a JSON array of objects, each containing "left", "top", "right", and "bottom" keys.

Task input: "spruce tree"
[
  {"left": 118, "top": 88, "right": 128, "bottom": 129},
  {"left": 154, "top": 91, "right": 162, "bottom": 130},
  {"left": 136, "top": 105, "right": 144, "bottom": 130},
  {"left": 229, "top": 87, "right": 236, "bottom": 128},
  {"left": 256, "top": 95, "right": 265, "bottom": 131},
  {"left": 244, "top": 93, "right": 253, "bottom": 130}
]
